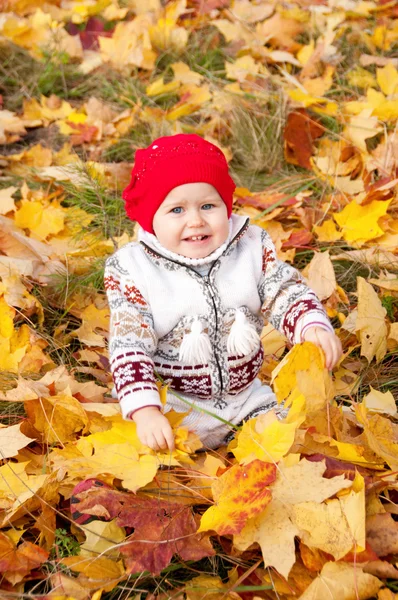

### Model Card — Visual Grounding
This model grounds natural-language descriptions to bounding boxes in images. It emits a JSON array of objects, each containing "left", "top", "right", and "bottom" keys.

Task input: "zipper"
[
  {"left": 140, "top": 219, "right": 249, "bottom": 397},
  {"left": 203, "top": 274, "right": 223, "bottom": 395}
]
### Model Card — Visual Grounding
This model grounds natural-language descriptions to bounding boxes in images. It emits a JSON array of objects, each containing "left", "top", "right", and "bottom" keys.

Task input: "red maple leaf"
[
  {"left": 67, "top": 122, "right": 98, "bottom": 146},
  {"left": 70, "top": 486, "right": 214, "bottom": 575}
]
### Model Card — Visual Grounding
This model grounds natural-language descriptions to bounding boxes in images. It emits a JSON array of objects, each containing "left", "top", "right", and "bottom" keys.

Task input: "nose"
[{"left": 186, "top": 208, "right": 205, "bottom": 227}]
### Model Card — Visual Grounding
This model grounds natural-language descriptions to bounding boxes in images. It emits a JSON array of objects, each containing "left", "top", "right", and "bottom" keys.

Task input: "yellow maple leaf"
[
  {"left": 166, "top": 84, "right": 212, "bottom": 121},
  {"left": 292, "top": 474, "right": 366, "bottom": 560},
  {"left": 333, "top": 199, "right": 391, "bottom": 246},
  {"left": 234, "top": 458, "right": 352, "bottom": 578},
  {"left": 364, "top": 386, "right": 397, "bottom": 415},
  {"left": 61, "top": 555, "right": 125, "bottom": 584},
  {"left": 377, "top": 63, "right": 398, "bottom": 96},
  {"left": 171, "top": 61, "right": 202, "bottom": 85},
  {"left": 148, "top": 0, "right": 188, "bottom": 51},
  {"left": 313, "top": 219, "right": 342, "bottom": 242},
  {"left": 14, "top": 200, "right": 65, "bottom": 241},
  {"left": 356, "top": 277, "right": 387, "bottom": 363},
  {"left": 344, "top": 109, "right": 383, "bottom": 153},
  {"left": 0, "top": 296, "right": 15, "bottom": 338},
  {"left": 355, "top": 403, "right": 398, "bottom": 470},
  {"left": 347, "top": 66, "right": 377, "bottom": 89},
  {"left": 231, "top": 400, "right": 304, "bottom": 465},
  {"left": 25, "top": 393, "right": 89, "bottom": 444},
  {"left": 99, "top": 17, "right": 156, "bottom": 71},
  {"left": 303, "top": 65, "right": 335, "bottom": 97},
  {"left": 225, "top": 56, "right": 263, "bottom": 83},
  {"left": 0, "top": 462, "right": 48, "bottom": 515},
  {"left": 199, "top": 460, "right": 276, "bottom": 535},
  {"left": 146, "top": 76, "right": 180, "bottom": 96},
  {"left": 271, "top": 342, "right": 335, "bottom": 411},
  {"left": 80, "top": 520, "right": 125, "bottom": 560}
]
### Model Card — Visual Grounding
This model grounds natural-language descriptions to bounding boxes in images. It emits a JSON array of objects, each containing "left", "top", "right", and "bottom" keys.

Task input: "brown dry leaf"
[
  {"left": 185, "top": 575, "right": 241, "bottom": 600},
  {"left": 356, "top": 404, "right": 398, "bottom": 470},
  {"left": 298, "top": 562, "right": 382, "bottom": 600},
  {"left": 24, "top": 394, "right": 89, "bottom": 444},
  {"left": 378, "top": 589, "right": 398, "bottom": 599},
  {"left": 364, "top": 387, "right": 397, "bottom": 416},
  {"left": 302, "top": 250, "right": 337, "bottom": 300},
  {"left": 356, "top": 277, "right": 387, "bottom": 363},
  {"left": 364, "top": 560, "right": 398, "bottom": 580},
  {"left": 0, "top": 424, "right": 35, "bottom": 459},
  {"left": 0, "top": 110, "right": 26, "bottom": 143},
  {"left": 366, "top": 513, "right": 398, "bottom": 556},
  {"left": 284, "top": 109, "right": 324, "bottom": 169}
]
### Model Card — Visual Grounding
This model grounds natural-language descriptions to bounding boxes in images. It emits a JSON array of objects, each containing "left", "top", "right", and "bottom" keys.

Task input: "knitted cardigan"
[{"left": 104, "top": 214, "right": 333, "bottom": 419}]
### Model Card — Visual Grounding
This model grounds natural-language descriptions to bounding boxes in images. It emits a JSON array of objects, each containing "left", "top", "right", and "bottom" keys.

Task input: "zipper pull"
[{"left": 204, "top": 276, "right": 215, "bottom": 297}]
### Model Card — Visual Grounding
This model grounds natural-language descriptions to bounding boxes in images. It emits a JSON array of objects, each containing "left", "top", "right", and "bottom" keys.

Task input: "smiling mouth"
[{"left": 184, "top": 235, "right": 210, "bottom": 242}]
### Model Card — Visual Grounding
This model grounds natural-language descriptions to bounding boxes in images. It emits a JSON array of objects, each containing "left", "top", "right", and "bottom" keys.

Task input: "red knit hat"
[{"left": 122, "top": 134, "right": 236, "bottom": 233}]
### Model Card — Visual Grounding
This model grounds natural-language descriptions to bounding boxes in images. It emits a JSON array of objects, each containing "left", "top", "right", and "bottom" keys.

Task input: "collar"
[{"left": 138, "top": 213, "right": 249, "bottom": 267}]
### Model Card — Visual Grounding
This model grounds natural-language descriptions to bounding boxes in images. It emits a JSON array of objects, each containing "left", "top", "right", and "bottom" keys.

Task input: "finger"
[
  {"left": 163, "top": 426, "right": 175, "bottom": 451},
  {"left": 153, "top": 431, "right": 167, "bottom": 451},
  {"left": 332, "top": 339, "right": 343, "bottom": 369},
  {"left": 318, "top": 337, "right": 332, "bottom": 369},
  {"left": 146, "top": 433, "right": 159, "bottom": 451}
]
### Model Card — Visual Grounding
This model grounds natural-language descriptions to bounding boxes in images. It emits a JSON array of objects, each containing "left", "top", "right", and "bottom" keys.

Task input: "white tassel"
[
  {"left": 179, "top": 318, "right": 213, "bottom": 364},
  {"left": 227, "top": 309, "right": 260, "bottom": 356}
]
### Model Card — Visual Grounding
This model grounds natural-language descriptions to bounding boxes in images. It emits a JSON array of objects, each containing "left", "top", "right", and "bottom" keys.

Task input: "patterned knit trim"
[{"left": 282, "top": 298, "right": 323, "bottom": 340}]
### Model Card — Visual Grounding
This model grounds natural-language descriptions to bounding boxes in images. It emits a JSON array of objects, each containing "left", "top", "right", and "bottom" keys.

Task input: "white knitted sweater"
[{"left": 104, "top": 214, "right": 333, "bottom": 419}]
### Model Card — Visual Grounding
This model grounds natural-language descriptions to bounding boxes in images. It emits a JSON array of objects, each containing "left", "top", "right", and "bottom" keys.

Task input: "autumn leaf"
[
  {"left": 24, "top": 393, "right": 89, "bottom": 444},
  {"left": 234, "top": 458, "right": 352, "bottom": 578},
  {"left": 356, "top": 277, "right": 388, "bottom": 363},
  {"left": 271, "top": 342, "right": 335, "bottom": 412},
  {"left": 0, "top": 423, "right": 34, "bottom": 459},
  {"left": 72, "top": 485, "right": 214, "bottom": 575},
  {"left": 0, "top": 533, "right": 48, "bottom": 584},
  {"left": 198, "top": 460, "right": 276, "bottom": 535},
  {"left": 355, "top": 404, "right": 398, "bottom": 470},
  {"left": 302, "top": 250, "right": 337, "bottom": 300},
  {"left": 364, "top": 387, "right": 397, "bottom": 415},
  {"left": 14, "top": 200, "right": 66, "bottom": 241},
  {"left": 333, "top": 199, "right": 392, "bottom": 246},
  {"left": 299, "top": 562, "right": 382, "bottom": 600},
  {"left": 231, "top": 395, "right": 305, "bottom": 465},
  {"left": 284, "top": 109, "right": 323, "bottom": 169}
]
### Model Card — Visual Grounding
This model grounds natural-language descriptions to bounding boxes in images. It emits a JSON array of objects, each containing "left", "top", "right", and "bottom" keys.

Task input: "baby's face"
[{"left": 152, "top": 183, "right": 229, "bottom": 259}]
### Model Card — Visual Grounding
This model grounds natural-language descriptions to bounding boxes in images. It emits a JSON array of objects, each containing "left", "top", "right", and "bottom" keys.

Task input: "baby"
[{"left": 104, "top": 134, "right": 342, "bottom": 451}]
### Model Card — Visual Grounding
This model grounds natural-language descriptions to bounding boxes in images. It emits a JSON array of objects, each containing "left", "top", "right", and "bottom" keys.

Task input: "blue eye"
[
  {"left": 202, "top": 203, "right": 214, "bottom": 210},
  {"left": 171, "top": 207, "right": 183, "bottom": 214}
]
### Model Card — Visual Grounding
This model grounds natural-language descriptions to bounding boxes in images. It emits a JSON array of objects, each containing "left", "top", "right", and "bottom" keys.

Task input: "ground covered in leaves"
[{"left": 0, "top": 0, "right": 398, "bottom": 598}]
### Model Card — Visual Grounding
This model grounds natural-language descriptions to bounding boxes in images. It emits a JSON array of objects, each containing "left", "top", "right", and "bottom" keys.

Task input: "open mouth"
[{"left": 184, "top": 235, "right": 210, "bottom": 242}]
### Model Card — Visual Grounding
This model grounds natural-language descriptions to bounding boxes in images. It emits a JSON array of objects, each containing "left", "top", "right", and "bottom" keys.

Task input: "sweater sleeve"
[
  {"left": 104, "top": 254, "right": 162, "bottom": 419},
  {"left": 258, "top": 229, "right": 333, "bottom": 344}
]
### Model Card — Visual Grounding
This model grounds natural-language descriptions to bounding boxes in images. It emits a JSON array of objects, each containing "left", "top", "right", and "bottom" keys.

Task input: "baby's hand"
[
  {"left": 302, "top": 327, "right": 343, "bottom": 371},
  {"left": 131, "top": 406, "right": 175, "bottom": 451}
]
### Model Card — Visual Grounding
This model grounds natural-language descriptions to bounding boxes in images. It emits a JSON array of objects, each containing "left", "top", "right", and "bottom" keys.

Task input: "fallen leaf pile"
[{"left": 0, "top": 0, "right": 397, "bottom": 598}]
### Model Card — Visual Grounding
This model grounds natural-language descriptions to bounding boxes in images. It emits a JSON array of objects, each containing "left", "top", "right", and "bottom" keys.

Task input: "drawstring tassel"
[
  {"left": 179, "top": 318, "right": 212, "bottom": 364},
  {"left": 227, "top": 309, "right": 260, "bottom": 356}
]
